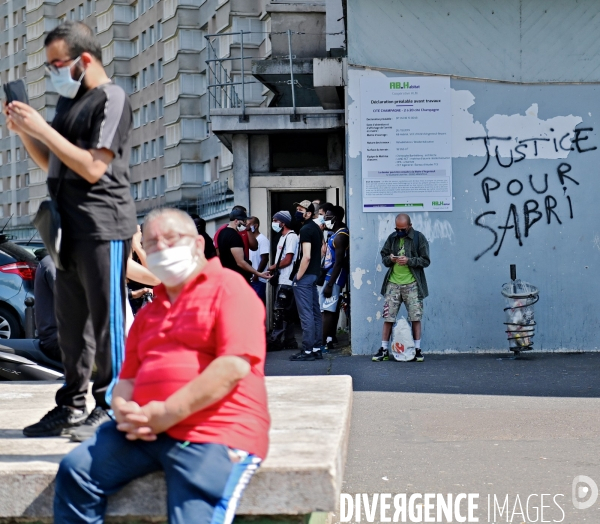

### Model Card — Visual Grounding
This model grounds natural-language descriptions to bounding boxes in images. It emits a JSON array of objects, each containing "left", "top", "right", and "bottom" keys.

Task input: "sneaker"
[
  {"left": 23, "top": 405, "right": 88, "bottom": 438},
  {"left": 326, "top": 340, "right": 335, "bottom": 351},
  {"left": 69, "top": 407, "right": 112, "bottom": 442},
  {"left": 313, "top": 349, "right": 323, "bottom": 360},
  {"left": 290, "top": 351, "right": 316, "bottom": 361},
  {"left": 372, "top": 347, "right": 389, "bottom": 362},
  {"left": 413, "top": 349, "right": 424, "bottom": 363}
]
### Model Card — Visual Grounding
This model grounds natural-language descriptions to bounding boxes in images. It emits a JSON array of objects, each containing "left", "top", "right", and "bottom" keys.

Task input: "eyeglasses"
[
  {"left": 143, "top": 232, "right": 195, "bottom": 251},
  {"left": 44, "top": 56, "right": 80, "bottom": 75}
]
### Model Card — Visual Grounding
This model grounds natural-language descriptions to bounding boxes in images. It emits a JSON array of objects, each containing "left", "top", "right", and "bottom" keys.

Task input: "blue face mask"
[
  {"left": 49, "top": 57, "right": 85, "bottom": 99},
  {"left": 295, "top": 211, "right": 305, "bottom": 222},
  {"left": 396, "top": 229, "right": 408, "bottom": 238}
]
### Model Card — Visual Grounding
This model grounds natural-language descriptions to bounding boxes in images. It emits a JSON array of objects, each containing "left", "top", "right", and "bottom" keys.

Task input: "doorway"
[{"left": 269, "top": 190, "right": 326, "bottom": 258}]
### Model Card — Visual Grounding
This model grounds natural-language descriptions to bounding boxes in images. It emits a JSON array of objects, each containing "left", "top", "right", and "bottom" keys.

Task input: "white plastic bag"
[{"left": 390, "top": 317, "right": 415, "bottom": 362}]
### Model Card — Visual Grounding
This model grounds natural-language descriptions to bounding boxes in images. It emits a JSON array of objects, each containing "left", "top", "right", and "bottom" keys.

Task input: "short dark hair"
[
  {"left": 45, "top": 21, "right": 102, "bottom": 63},
  {"left": 232, "top": 205, "right": 247, "bottom": 213},
  {"left": 331, "top": 205, "right": 345, "bottom": 221},
  {"left": 320, "top": 202, "right": 334, "bottom": 214},
  {"left": 248, "top": 216, "right": 260, "bottom": 227}
]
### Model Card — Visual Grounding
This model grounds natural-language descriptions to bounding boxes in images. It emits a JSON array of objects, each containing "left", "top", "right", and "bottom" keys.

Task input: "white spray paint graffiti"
[
  {"left": 352, "top": 267, "right": 367, "bottom": 289},
  {"left": 377, "top": 212, "right": 455, "bottom": 244}
]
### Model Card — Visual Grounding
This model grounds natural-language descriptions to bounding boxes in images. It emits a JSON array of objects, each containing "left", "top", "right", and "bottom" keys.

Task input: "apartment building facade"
[{"left": 0, "top": 0, "right": 283, "bottom": 238}]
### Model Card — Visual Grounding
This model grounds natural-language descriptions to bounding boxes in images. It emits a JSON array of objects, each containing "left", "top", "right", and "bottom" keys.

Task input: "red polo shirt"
[{"left": 120, "top": 258, "right": 270, "bottom": 459}]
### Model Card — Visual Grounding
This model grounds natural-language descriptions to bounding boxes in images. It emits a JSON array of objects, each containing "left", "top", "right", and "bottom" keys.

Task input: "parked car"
[
  {"left": 12, "top": 239, "right": 46, "bottom": 259},
  {"left": 0, "top": 236, "right": 38, "bottom": 339}
]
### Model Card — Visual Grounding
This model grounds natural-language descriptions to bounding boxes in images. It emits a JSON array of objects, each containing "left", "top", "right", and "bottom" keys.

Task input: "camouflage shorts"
[{"left": 382, "top": 281, "right": 423, "bottom": 322}]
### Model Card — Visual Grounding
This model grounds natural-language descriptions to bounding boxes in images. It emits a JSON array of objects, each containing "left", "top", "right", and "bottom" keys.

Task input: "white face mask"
[
  {"left": 236, "top": 222, "right": 246, "bottom": 232},
  {"left": 272, "top": 222, "right": 282, "bottom": 233},
  {"left": 49, "top": 57, "right": 85, "bottom": 99},
  {"left": 324, "top": 220, "right": 334, "bottom": 230},
  {"left": 146, "top": 244, "right": 197, "bottom": 287},
  {"left": 314, "top": 215, "right": 325, "bottom": 226}
]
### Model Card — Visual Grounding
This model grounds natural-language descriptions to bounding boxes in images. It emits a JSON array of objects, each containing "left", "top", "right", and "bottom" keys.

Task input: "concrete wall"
[{"left": 346, "top": 0, "right": 600, "bottom": 352}]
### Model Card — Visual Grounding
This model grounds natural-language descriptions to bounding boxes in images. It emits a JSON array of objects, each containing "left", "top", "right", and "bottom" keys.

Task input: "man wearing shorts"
[{"left": 372, "top": 213, "right": 430, "bottom": 363}]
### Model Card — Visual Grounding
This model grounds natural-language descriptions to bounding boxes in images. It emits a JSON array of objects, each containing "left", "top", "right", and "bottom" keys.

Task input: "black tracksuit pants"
[{"left": 54, "top": 238, "right": 131, "bottom": 410}]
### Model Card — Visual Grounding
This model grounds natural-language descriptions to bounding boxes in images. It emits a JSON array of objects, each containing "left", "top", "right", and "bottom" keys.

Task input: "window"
[
  {"left": 16, "top": 175, "right": 21, "bottom": 188},
  {"left": 142, "top": 142, "right": 149, "bottom": 161},
  {"left": 14, "top": 38, "right": 19, "bottom": 53},
  {"left": 86, "top": 0, "right": 92, "bottom": 16},
  {"left": 158, "top": 136, "right": 164, "bottom": 156},
  {"left": 159, "top": 175, "right": 166, "bottom": 195},
  {"left": 132, "top": 73, "right": 139, "bottom": 92},
  {"left": 78, "top": 4, "right": 84, "bottom": 20},
  {"left": 151, "top": 177, "right": 157, "bottom": 197},
  {"left": 141, "top": 31, "right": 146, "bottom": 50},
  {"left": 143, "top": 180, "right": 149, "bottom": 198},
  {"left": 17, "top": 203, "right": 22, "bottom": 217},
  {"left": 140, "top": 0, "right": 145, "bottom": 13},
  {"left": 7, "top": 150, "right": 11, "bottom": 163},
  {"left": 158, "top": 97, "right": 164, "bottom": 118},
  {"left": 165, "top": 123, "right": 181, "bottom": 146},
  {"left": 132, "top": 1, "right": 138, "bottom": 19},
  {"left": 166, "top": 166, "right": 181, "bottom": 188},
  {"left": 0, "top": 152, "right": 2, "bottom": 165},
  {"left": 16, "top": 148, "right": 20, "bottom": 161},
  {"left": 69, "top": 9, "right": 75, "bottom": 20},
  {"left": 157, "top": 20, "right": 162, "bottom": 40},
  {"left": 149, "top": 101, "right": 156, "bottom": 121},
  {"left": 142, "top": 67, "right": 147, "bottom": 87},
  {"left": 149, "top": 26, "right": 155, "bottom": 46},
  {"left": 203, "top": 162, "right": 211, "bottom": 184},
  {"left": 132, "top": 37, "right": 139, "bottom": 55},
  {"left": 132, "top": 109, "right": 140, "bottom": 128},
  {"left": 232, "top": 17, "right": 265, "bottom": 45},
  {"left": 22, "top": 35, "right": 26, "bottom": 50},
  {"left": 12, "top": 11, "right": 17, "bottom": 26},
  {"left": 157, "top": 59, "right": 163, "bottom": 79},
  {"left": 25, "top": 173, "right": 30, "bottom": 186},
  {"left": 220, "top": 143, "right": 233, "bottom": 169},
  {"left": 149, "top": 63, "right": 155, "bottom": 84},
  {"left": 148, "top": 0, "right": 154, "bottom": 8},
  {"left": 3, "top": 17, "right": 8, "bottom": 30},
  {"left": 142, "top": 104, "right": 148, "bottom": 124},
  {"left": 130, "top": 146, "right": 141, "bottom": 165},
  {"left": 131, "top": 183, "right": 139, "bottom": 200},
  {"left": 163, "top": 0, "right": 176, "bottom": 20},
  {"left": 150, "top": 139, "right": 156, "bottom": 159},
  {"left": 21, "top": 7, "right": 26, "bottom": 22},
  {"left": 30, "top": 168, "right": 45, "bottom": 185}
]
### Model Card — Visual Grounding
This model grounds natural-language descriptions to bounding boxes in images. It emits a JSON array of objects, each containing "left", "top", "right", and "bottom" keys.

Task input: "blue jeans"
[
  {"left": 250, "top": 280, "right": 267, "bottom": 304},
  {"left": 292, "top": 273, "right": 323, "bottom": 352},
  {"left": 54, "top": 421, "right": 261, "bottom": 524}
]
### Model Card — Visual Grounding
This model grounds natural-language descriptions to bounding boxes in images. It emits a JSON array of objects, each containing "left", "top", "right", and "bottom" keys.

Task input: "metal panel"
[{"left": 348, "top": 0, "right": 600, "bottom": 83}]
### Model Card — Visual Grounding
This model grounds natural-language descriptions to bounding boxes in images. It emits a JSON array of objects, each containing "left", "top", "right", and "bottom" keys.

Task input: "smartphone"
[{"left": 3, "top": 79, "right": 29, "bottom": 105}]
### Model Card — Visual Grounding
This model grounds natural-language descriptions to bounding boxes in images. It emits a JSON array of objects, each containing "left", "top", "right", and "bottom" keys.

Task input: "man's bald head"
[
  {"left": 395, "top": 213, "right": 412, "bottom": 229},
  {"left": 144, "top": 208, "right": 198, "bottom": 237}
]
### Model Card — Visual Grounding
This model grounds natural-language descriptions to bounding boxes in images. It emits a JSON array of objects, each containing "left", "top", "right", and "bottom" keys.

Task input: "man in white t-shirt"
[
  {"left": 248, "top": 216, "right": 270, "bottom": 304},
  {"left": 267, "top": 211, "right": 299, "bottom": 351}
]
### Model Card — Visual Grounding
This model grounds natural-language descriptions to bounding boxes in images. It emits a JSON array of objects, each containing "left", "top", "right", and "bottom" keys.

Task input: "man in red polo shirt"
[{"left": 54, "top": 208, "right": 270, "bottom": 524}]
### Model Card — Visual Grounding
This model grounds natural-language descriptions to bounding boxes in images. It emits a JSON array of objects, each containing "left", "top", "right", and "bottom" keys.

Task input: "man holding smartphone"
[
  {"left": 4, "top": 21, "right": 136, "bottom": 441},
  {"left": 373, "top": 214, "right": 430, "bottom": 363}
]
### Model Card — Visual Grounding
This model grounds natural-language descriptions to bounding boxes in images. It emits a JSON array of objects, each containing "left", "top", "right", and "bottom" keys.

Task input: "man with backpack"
[{"left": 372, "top": 213, "right": 430, "bottom": 363}]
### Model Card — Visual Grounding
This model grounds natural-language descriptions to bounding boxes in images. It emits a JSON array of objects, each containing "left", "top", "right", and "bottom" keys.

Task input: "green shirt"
[{"left": 388, "top": 238, "right": 416, "bottom": 285}]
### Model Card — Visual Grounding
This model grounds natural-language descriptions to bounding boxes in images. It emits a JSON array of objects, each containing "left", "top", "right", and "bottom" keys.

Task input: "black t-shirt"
[
  {"left": 46, "top": 82, "right": 137, "bottom": 241},
  {"left": 299, "top": 219, "right": 323, "bottom": 277},
  {"left": 218, "top": 227, "right": 249, "bottom": 280}
]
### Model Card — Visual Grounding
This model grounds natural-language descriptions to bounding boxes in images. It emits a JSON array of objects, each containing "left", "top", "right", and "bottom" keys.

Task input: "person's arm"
[
  {"left": 127, "top": 258, "right": 161, "bottom": 286},
  {"left": 4, "top": 102, "right": 50, "bottom": 171},
  {"left": 231, "top": 247, "right": 268, "bottom": 279},
  {"left": 323, "top": 233, "right": 349, "bottom": 297},
  {"left": 407, "top": 234, "right": 430, "bottom": 269},
  {"left": 296, "top": 242, "right": 311, "bottom": 281},
  {"left": 246, "top": 230, "right": 258, "bottom": 251},
  {"left": 257, "top": 253, "right": 269, "bottom": 273},
  {"left": 18, "top": 133, "right": 50, "bottom": 172},
  {"left": 269, "top": 253, "right": 293, "bottom": 272},
  {"left": 116, "top": 355, "right": 251, "bottom": 439},
  {"left": 132, "top": 226, "right": 149, "bottom": 267},
  {"left": 380, "top": 235, "right": 395, "bottom": 267},
  {"left": 6, "top": 101, "right": 113, "bottom": 184}
]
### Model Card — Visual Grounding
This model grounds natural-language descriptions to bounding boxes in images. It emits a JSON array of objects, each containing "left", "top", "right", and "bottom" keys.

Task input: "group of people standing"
[{"left": 206, "top": 198, "right": 350, "bottom": 362}]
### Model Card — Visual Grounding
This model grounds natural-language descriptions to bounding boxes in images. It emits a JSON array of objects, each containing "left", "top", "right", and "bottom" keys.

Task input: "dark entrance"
[{"left": 269, "top": 190, "right": 326, "bottom": 259}]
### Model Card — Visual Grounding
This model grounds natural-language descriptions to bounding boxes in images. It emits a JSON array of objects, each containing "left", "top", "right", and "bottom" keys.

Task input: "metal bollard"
[{"left": 24, "top": 297, "right": 35, "bottom": 339}]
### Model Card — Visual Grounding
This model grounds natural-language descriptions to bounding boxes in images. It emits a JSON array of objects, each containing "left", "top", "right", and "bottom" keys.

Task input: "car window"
[{"left": 0, "top": 241, "right": 38, "bottom": 263}]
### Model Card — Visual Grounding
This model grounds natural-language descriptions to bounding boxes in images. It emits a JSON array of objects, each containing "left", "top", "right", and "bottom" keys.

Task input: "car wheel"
[{"left": 0, "top": 307, "right": 20, "bottom": 339}]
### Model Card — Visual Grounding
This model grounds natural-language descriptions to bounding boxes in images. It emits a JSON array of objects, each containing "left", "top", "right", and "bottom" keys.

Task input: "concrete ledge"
[{"left": 0, "top": 376, "right": 352, "bottom": 521}]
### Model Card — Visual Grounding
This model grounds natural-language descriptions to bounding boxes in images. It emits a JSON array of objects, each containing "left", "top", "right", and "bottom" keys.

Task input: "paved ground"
[{"left": 266, "top": 349, "right": 600, "bottom": 523}]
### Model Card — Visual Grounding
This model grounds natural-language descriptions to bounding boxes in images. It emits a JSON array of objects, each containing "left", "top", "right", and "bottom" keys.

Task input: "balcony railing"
[{"left": 196, "top": 178, "right": 233, "bottom": 218}]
